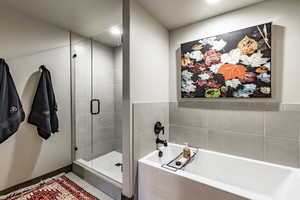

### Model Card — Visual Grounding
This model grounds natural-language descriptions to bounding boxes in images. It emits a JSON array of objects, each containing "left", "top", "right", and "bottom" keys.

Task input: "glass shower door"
[
  {"left": 90, "top": 41, "right": 122, "bottom": 183},
  {"left": 72, "top": 37, "right": 93, "bottom": 162},
  {"left": 91, "top": 41, "right": 116, "bottom": 159},
  {"left": 72, "top": 35, "right": 122, "bottom": 184}
]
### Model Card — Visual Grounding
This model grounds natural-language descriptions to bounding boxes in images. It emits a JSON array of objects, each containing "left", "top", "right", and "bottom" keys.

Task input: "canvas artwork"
[{"left": 181, "top": 23, "right": 272, "bottom": 98}]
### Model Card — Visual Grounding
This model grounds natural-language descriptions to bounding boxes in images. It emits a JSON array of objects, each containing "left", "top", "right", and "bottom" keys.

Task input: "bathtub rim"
[{"left": 138, "top": 143, "right": 300, "bottom": 200}]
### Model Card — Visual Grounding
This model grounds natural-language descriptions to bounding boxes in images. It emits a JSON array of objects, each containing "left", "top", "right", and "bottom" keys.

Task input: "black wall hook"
[{"left": 39, "top": 65, "right": 46, "bottom": 72}]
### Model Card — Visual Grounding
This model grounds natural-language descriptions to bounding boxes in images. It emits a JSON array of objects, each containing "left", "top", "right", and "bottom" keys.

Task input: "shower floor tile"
[{"left": 77, "top": 151, "right": 123, "bottom": 184}]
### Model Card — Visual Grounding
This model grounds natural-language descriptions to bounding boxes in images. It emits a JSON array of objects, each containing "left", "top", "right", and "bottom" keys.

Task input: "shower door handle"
[{"left": 91, "top": 99, "right": 100, "bottom": 115}]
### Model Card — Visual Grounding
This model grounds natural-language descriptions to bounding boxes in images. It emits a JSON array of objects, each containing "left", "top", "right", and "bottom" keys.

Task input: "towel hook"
[{"left": 39, "top": 65, "right": 46, "bottom": 72}]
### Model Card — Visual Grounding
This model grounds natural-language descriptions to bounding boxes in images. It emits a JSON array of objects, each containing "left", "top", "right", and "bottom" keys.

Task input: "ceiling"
[
  {"left": 0, "top": 0, "right": 122, "bottom": 46},
  {"left": 92, "top": 24, "right": 123, "bottom": 47},
  {"left": 137, "top": 0, "right": 265, "bottom": 30},
  {"left": 0, "top": 0, "right": 266, "bottom": 45}
]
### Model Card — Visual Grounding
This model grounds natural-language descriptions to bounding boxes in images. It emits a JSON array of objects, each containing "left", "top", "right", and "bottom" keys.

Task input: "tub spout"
[{"left": 156, "top": 137, "right": 168, "bottom": 148}]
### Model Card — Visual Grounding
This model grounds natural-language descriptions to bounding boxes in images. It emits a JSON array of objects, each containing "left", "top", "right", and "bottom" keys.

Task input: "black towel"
[
  {"left": 28, "top": 65, "right": 58, "bottom": 140},
  {"left": 0, "top": 59, "right": 25, "bottom": 144}
]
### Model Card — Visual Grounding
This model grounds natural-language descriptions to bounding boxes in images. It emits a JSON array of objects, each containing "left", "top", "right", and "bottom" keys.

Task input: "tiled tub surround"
[
  {"left": 133, "top": 102, "right": 169, "bottom": 195},
  {"left": 133, "top": 103, "right": 169, "bottom": 160},
  {"left": 169, "top": 102, "right": 300, "bottom": 168}
]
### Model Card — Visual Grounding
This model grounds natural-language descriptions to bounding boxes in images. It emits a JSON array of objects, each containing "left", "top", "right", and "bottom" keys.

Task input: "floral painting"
[{"left": 181, "top": 23, "right": 272, "bottom": 98}]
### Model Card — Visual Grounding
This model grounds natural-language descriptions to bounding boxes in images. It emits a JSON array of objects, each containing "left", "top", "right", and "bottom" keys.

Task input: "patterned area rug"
[{"left": 2, "top": 175, "right": 98, "bottom": 200}]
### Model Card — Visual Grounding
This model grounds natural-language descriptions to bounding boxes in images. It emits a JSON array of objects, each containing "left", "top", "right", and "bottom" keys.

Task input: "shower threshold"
[{"left": 76, "top": 151, "right": 123, "bottom": 184}]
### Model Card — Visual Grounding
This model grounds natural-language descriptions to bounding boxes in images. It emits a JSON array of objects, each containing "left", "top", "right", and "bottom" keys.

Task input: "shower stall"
[{"left": 71, "top": 31, "right": 123, "bottom": 188}]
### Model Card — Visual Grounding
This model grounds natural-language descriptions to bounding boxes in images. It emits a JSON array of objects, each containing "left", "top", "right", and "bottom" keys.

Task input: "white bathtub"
[{"left": 138, "top": 143, "right": 300, "bottom": 200}]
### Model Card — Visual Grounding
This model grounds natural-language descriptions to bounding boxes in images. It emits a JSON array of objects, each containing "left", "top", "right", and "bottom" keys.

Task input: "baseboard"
[{"left": 0, "top": 165, "right": 72, "bottom": 196}]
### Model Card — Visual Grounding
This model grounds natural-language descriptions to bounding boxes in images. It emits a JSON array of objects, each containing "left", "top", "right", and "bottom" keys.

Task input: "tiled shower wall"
[
  {"left": 169, "top": 102, "right": 300, "bottom": 168},
  {"left": 74, "top": 39, "right": 122, "bottom": 160},
  {"left": 114, "top": 47, "right": 122, "bottom": 153}
]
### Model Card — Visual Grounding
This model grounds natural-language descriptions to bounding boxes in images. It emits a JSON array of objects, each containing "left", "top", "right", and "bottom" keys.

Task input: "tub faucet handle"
[{"left": 154, "top": 121, "right": 164, "bottom": 135}]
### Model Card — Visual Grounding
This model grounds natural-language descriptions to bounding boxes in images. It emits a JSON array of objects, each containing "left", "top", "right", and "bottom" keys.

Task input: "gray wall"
[
  {"left": 0, "top": 6, "right": 71, "bottom": 190},
  {"left": 133, "top": 102, "right": 169, "bottom": 197},
  {"left": 170, "top": 103, "right": 300, "bottom": 167},
  {"left": 168, "top": 0, "right": 300, "bottom": 168},
  {"left": 92, "top": 41, "right": 117, "bottom": 158},
  {"left": 128, "top": 0, "right": 170, "bottom": 197},
  {"left": 114, "top": 47, "right": 123, "bottom": 153},
  {"left": 130, "top": 0, "right": 170, "bottom": 160},
  {"left": 130, "top": 0, "right": 169, "bottom": 103},
  {"left": 134, "top": 103, "right": 169, "bottom": 160}
]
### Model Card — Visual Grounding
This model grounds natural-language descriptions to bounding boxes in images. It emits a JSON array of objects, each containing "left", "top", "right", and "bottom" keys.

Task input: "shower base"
[
  {"left": 76, "top": 151, "right": 122, "bottom": 184},
  {"left": 73, "top": 151, "right": 122, "bottom": 200}
]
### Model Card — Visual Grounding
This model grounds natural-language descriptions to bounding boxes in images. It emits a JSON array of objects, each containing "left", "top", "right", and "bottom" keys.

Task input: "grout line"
[
  {"left": 206, "top": 129, "right": 264, "bottom": 138},
  {"left": 171, "top": 123, "right": 264, "bottom": 137}
]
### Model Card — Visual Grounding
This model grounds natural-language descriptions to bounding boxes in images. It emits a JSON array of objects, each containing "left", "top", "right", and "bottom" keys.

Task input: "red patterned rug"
[{"left": 3, "top": 175, "right": 98, "bottom": 200}]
